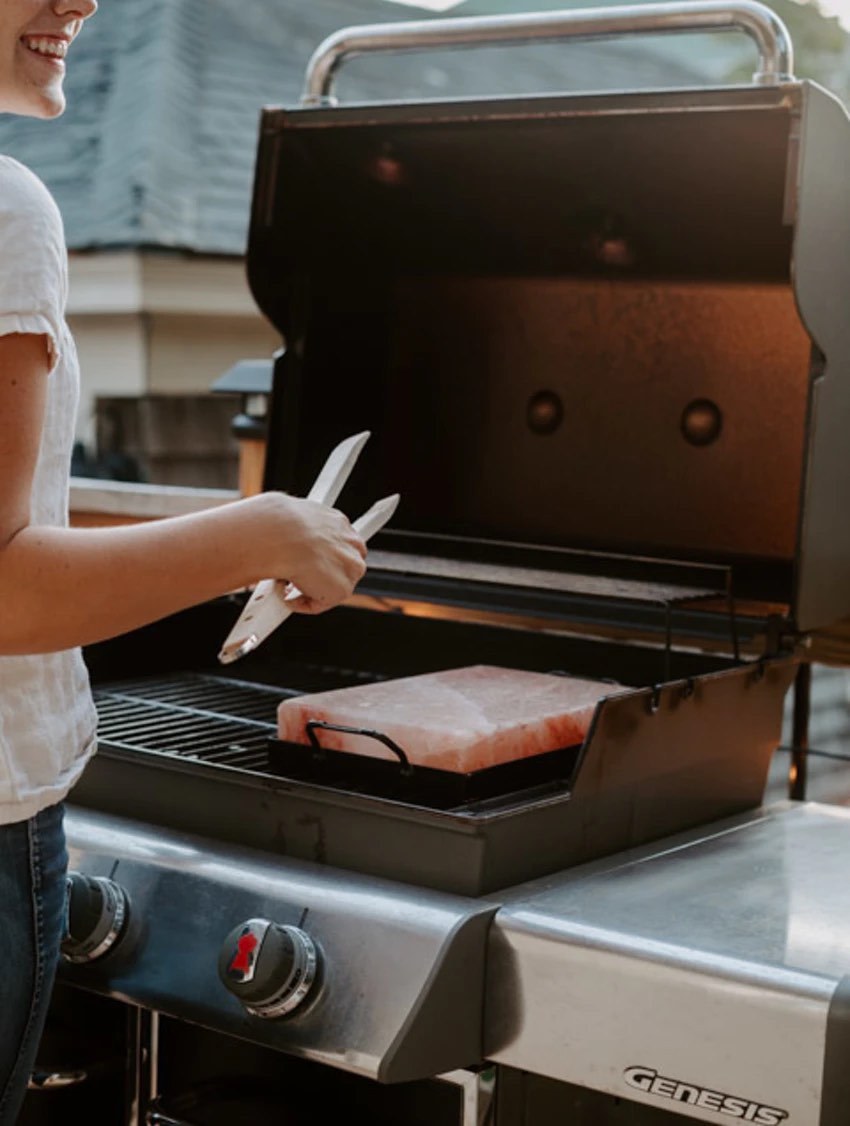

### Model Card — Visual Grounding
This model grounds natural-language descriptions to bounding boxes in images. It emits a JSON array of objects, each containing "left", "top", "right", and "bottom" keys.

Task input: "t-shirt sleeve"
[{"left": 0, "top": 158, "right": 67, "bottom": 374}]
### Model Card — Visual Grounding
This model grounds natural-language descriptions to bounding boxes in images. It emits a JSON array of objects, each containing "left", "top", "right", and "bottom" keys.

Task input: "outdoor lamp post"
[{"left": 211, "top": 357, "right": 275, "bottom": 497}]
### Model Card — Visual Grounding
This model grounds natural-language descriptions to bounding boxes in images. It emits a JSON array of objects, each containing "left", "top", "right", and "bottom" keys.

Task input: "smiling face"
[{"left": 0, "top": 1, "right": 97, "bottom": 118}]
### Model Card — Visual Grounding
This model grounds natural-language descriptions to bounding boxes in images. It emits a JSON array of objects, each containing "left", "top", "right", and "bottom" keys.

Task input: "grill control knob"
[
  {"left": 61, "top": 872, "right": 129, "bottom": 964},
  {"left": 219, "top": 919, "right": 318, "bottom": 1019}
]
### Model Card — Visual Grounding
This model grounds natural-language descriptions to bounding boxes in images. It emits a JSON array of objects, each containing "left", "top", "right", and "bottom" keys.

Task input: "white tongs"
[{"left": 218, "top": 431, "right": 399, "bottom": 665}]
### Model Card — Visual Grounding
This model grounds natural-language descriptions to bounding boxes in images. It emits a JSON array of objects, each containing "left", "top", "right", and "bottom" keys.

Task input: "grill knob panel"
[
  {"left": 219, "top": 919, "right": 318, "bottom": 1019},
  {"left": 61, "top": 872, "right": 129, "bottom": 964}
]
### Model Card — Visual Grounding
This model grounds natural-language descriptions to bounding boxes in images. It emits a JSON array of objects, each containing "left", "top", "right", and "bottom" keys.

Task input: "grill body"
[{"left": 76, "top": 601, "right": 795, "bottom": 897}]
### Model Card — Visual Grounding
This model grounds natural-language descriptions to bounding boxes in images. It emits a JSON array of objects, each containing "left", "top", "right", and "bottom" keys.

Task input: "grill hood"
[{"left": 244, "top": 7, "right": 850, "bottom": 637}]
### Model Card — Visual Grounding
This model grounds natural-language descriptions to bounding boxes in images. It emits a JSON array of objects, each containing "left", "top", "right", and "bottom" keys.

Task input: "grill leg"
[
  {"left": 789, "top": 662, "right": 811, "bottom": 801},
  {"left": 439, "top": 1067, "right": 496, "bottom": 1125},
  {"left": 124, "top": 1006, "right": 157, "bottom": 1126}
]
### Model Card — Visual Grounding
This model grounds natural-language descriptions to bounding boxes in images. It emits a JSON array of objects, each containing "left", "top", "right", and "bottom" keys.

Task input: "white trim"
[
  {"left": 382, "top": 0, "right": 468, "bottom": 10},
  {"left": 70, "top": 477, "right": 239, "bottom": 519},
  {"left": 67, "top": 251, "right": 143, "bottom": 315},
  {"left": 67, "top": 251, "right": 261, "bottom": 318}
]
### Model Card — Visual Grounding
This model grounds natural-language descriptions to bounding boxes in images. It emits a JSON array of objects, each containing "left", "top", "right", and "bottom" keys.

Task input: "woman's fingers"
[{"left": 262, "top": 496, "right": 368, "bottom": 612}]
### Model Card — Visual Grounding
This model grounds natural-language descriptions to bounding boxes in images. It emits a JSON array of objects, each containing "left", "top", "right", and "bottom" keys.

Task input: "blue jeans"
[{"left": 0, "top": 803, "right": 68, "bottom": 1125}]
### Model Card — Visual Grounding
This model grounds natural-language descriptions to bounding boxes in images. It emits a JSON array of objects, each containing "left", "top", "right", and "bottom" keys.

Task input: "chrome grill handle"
[
  {"left": 27, "top": 1069, "right": 89, "bottom": 1091},
  {"left": 301, "top": 0, "right": 794, "bottom": 106}
]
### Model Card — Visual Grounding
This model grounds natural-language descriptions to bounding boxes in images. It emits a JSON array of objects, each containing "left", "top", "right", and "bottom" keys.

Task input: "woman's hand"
[
  {"left": 255, "top": 492, "right": 367, "bottom": 614},
  {"left": 0, "top": 359, "right": 367, "bottom": 651}
]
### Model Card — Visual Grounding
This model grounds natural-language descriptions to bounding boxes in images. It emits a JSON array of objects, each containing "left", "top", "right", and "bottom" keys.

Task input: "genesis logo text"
[{"left": 624, "top": 1067, "right": 789, "bottom": 1124}]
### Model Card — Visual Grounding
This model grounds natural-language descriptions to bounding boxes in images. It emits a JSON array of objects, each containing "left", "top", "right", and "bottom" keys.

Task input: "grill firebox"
[{"left": 78, "top": 600, "right": 797, "bottom": 897}]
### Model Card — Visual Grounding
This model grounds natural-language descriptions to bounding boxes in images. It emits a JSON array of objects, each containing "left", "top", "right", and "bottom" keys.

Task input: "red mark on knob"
[{"left": 229, "top": 930, "right": 259, "bottom": 977}]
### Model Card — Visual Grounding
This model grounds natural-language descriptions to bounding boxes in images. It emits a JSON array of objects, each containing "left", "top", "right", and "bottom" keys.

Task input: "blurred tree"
[
  {"left": 463, "top": 0, "right": 850, "bottom": 101},
  {"left": 721, "top": 0, "right": 849, "bottom": 97}
]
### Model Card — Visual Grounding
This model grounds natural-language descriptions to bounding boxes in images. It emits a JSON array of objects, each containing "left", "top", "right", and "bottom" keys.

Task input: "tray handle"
[
  {"left": 304, "top": 719, "right": 414, "bottom": 775},
  {"left": 302, "top": 1, "right": 794, "bottom": 106}
]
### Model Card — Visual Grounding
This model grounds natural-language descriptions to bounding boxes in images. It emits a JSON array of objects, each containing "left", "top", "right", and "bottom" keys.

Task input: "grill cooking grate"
[
  {"left": 93, "top": 666, "right": 385, "bottom": 771},
  {"left": 94, "top": 674, "right": 284, "bottom": 770}
]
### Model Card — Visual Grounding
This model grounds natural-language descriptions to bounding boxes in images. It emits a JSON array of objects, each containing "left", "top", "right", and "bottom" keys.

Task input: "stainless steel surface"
[
  {"left": 789, "top": 82, "right": 850, "bottom": 630},
  {"left": 302, "top": 1, "right": 794, "bottom": 105},
  {"left": 62, "top": 806, "right": 496, "bottom": 1083},
  {"left": 486, "top": 801, "right": 850, "bottom": 1122}
]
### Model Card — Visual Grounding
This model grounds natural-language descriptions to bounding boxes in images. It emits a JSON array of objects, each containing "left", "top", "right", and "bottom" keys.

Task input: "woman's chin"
[
  {"left": 38, "top": 95, "right": 66, "bottom": 119},
  {"left": 17, "top": 89, "right": 66, "bottom": 119}
]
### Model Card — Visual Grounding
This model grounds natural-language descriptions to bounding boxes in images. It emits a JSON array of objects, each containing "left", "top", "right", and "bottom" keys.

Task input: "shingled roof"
[{"left": 0, "top": 0, "right": 752, "bottom": 255}]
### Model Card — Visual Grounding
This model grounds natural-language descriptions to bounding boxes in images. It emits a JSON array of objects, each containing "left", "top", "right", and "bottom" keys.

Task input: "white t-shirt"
[{"left": 0, "top": 156, "right": 97, "bottom": 825}]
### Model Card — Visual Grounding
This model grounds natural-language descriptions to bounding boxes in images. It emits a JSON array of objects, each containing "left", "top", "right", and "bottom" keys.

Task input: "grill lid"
[{"left": 246, "top": 6, "right": 850, "bottom": 635}]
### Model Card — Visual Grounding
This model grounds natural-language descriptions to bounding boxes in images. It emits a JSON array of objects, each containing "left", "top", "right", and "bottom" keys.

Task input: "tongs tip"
[
  {"left": 217, "top": 430, "right": 397, "bottom": 666},
  {"left": 218, "top": 634, "right": 259, "bottom": 665}
]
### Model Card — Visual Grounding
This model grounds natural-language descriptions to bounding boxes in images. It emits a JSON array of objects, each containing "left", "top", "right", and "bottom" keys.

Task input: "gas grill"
[
  {"left": 25, "top": 4, "right": 850, "bottom": 1125},
  {"left": 76, "top": 597, "right": 795, "bottom": 899}
]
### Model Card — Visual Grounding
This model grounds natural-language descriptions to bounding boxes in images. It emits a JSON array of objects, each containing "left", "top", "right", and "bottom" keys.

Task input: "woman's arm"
[{"left": 0, "top": 333, "right": 367, "bottom": 655}]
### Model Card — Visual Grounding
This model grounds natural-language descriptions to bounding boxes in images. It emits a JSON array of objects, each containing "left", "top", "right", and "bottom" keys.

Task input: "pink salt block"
[{"left": 276, "top": 665, "right": 627, "bottom": 774}]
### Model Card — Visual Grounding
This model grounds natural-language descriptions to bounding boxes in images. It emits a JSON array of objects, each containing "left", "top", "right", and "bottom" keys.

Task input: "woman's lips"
[{"left": 20, "top": 36, "right": 69, "bottom": 69}]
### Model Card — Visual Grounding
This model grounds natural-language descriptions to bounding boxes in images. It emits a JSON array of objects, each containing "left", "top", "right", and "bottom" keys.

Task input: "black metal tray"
[{"left": 266, "top": 726, "right": 581, "bottom": 809}]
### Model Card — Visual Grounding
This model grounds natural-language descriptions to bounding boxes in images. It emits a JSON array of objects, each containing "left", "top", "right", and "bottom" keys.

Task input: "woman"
[{"left": 0, "top": 4, "right": 367, "bottom": 1120}]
